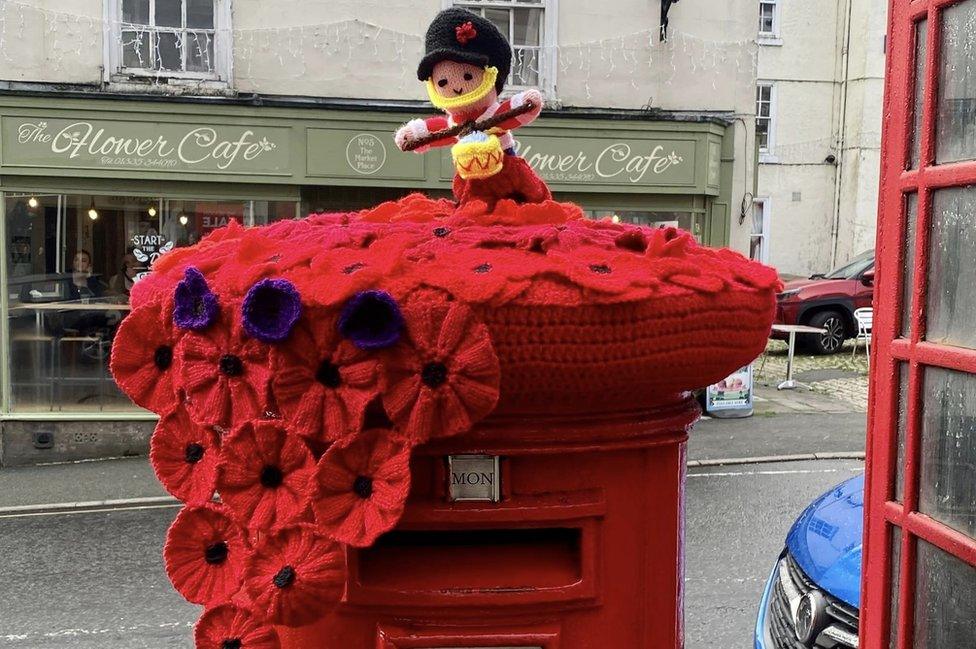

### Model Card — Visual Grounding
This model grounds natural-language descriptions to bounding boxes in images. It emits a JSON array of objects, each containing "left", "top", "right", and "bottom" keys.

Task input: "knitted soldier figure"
[{"left": 395, "top": 8, "right": 552, "bottom": 207}]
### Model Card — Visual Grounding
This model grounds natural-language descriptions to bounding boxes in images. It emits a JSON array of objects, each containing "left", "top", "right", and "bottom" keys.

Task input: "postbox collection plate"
[{"left": 447, "top": 454, "right": 500, "bottom": 502}]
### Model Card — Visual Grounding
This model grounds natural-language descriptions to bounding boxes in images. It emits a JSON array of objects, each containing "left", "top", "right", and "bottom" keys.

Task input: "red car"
[{"left": 774, "top": 249, "right": 875, "bottom": 354}]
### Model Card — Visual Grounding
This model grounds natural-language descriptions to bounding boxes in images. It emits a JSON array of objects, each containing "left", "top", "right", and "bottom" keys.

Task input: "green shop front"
[{"left": 0, "top": 94, "right": 734, "bottom": 465}]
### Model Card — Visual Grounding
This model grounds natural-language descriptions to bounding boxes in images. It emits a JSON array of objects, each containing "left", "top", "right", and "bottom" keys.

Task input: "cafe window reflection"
[{"left": 3, "top": 193, "right": 297, "bottom": 413}]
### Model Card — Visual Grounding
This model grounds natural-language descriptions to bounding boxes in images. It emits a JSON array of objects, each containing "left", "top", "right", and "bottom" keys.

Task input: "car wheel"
[{"left": 806, "top": 310, "right": 847, "bottom": 355}]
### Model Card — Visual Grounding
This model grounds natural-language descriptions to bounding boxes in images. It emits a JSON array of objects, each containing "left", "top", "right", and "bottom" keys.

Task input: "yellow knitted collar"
[{"left": 426, "top": 66, "right": 499, "bottom": 111}]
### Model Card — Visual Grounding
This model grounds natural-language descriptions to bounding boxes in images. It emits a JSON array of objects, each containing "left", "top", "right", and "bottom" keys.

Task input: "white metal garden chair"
[{"left": 852, "top": 307, "right": 873, "bottom": 360}]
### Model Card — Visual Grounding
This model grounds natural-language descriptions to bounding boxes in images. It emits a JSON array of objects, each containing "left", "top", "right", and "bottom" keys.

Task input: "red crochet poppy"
[
  {"left": 306, "top": 237, "right": 410, "bottom": 307},
  {"left": 150, "top": 406, "right": 219, "bottom": 505},
  {"left": 177, "top": 311, "right": 271, "bottom": 429},
  {"left": 164, "top": 503, "right": 248, "bottom": 606},
  {"left": 109, "top": 301, "right": 180, "bottom": 415},
  {"left": 548, "top": 245, "right": 664, "bottom": 294},
  {"left": 194, "top": 603, "right": 280, "bottom": 649},
  {"left": 358, "top": 192, "right": 455, "bottom": 223},
  {"left": 382, "top": 297, "right": 500, "bottom": 441},
  {"left": 243, "top": 525, "right": 345, "bottom": 627},
  {"left": 309, "top": 428, "right": 412, "bottom": 547},
  {"left": 217, "top": 420, "right": 316, "bottom": 531},
  {"left": 270, "top": 309, "right": 379, "bottom": 443},
  {"left": 421, "top": 247, "right": 536, "bottom": 305}
]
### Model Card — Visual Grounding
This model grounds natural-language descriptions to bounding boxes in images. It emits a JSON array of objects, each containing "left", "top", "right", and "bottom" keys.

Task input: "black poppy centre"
[
  {"left": 421, "top": 361, "right": 449, "bottom": 388},
  {"left": 259, "top": 464, "right": 284, "bottom": 488},
  {"left": 204, "top": 541, "right": 229, "bottom": 565},
  {"left": 273, "top": 565, "right": 296, "bottom": 589},
  {"left": 153, "top": 345, "right": 173, "bottom": 371},
  {"left": 219, "top": 354, "right": 244, "bottom": 377},
  {"left": 221, "top": 639, "right": 243, "bottom": 649},
  {"left": 315, "top": 360, "right": 342, "bottom": 388},
  {"left": 353, "top": 475, "right": 374, "bottom": 499},
  {"left": 184, "top": 443, "right": 205, "bottom": 464}
]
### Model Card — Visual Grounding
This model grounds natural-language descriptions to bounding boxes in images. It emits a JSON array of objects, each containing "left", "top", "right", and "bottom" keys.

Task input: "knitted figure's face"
[{"left": 430, "top": 60, "right": 498, "bottom": 114}]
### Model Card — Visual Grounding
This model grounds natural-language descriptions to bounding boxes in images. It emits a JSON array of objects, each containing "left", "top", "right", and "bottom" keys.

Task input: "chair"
[{"left": 852, "top": 307, "right": 873, "bottom": 359}]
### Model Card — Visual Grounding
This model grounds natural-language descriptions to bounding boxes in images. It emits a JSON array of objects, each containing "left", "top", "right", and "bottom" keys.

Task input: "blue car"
[{"left": 755, "top": 474, "right": 863, "bottom": 648}]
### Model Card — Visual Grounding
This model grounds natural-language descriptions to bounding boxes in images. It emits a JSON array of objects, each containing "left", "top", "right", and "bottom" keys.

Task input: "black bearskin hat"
[{"left": 417, "top": 8, "right": 512, "bottom": 94}]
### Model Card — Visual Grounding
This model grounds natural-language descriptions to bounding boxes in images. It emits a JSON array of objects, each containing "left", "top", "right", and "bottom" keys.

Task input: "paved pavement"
[{"left": 757, "top": 340, "right": 870, "bottom": 412}]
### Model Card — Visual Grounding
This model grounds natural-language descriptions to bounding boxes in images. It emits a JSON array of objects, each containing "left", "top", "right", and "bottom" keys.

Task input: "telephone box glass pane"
[
  {"left": 919, "top": 367, "right": 976, "bottom": 537},
  {"left": 926, "top": 186, "right": 976, "bottom": 349},
  {"left": 901, "top": 193, "right": 917, "bottom": 337},
  {"left": 937, "top": 2, "right": 976, "bottom": 163},
  {"left": 895, "top": 363, "right": 908, "bottom": 501},
  {"left": 888, "top": 526, "right": 902, "bottom": 649},
  {"left": 910, "top": 20, "right": 926, "bottom": 169},
  {"left": 913, "top": 539, "right": 976, "bottom": 647}
]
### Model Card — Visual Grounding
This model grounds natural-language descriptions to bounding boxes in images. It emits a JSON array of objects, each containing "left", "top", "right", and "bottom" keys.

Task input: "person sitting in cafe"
[
  {"left": 69, "top": 250, "right": 107, "bottom": 301},
  {"left": 109, "top": 252, "right": 140, "bottom": 300}
]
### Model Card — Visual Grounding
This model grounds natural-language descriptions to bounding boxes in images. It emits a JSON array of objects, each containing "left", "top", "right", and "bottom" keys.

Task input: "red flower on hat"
[
  {"left": 548, "top": 245, "right": 664, "bottom": 294},
  {"left": 164, "top": 503, "right": 248, "bottom": 606},
  {"left": 194, "top": 604, "right": 280, "bottom": 649},
  {"left": 150, "top": 406, "right": 219, "bottom": 505},
  {"left": 217, "top": 420, "right": 316, "bottom": 531},
  {"left": 309, "top": 429, "right": 412, "bottom": 547},
  {"left": 109, "top": 301, "right": 180, "bottom": 415},
  {"left": 306, "top": 237, "right": 409, "bottom": 307},
  {"left": 270, "top": 309, "right": 379, "bottom": 443},
  {"left": 381, "top": 297, "right": 500, "bottom": 442},
  {"left": 177, "top": 311, "right": 271, "bottom": 429},
  {"left": 455, "top": 20, "right": 477, "bottom": 44},
  {"left": 244, "top": 526, "right": 345, "bottom": 627}
]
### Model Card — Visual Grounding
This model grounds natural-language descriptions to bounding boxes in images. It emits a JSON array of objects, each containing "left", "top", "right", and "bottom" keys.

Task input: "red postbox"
[{"left": 279, "top": 402, "right": 696, "bottom": 648}]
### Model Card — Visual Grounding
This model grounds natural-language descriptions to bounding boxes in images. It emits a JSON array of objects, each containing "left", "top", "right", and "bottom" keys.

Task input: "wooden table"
[
  {"left": 770, "top": 323, "right": 827, "bottom": 390},
  {"left": 10, "top": 300, "right": 131, "bottom": 334}
]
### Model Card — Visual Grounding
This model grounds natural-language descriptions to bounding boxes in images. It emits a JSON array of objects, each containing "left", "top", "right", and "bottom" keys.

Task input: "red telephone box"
[{"left": 862, "top": 1, "right": 976, "bottom": 646}]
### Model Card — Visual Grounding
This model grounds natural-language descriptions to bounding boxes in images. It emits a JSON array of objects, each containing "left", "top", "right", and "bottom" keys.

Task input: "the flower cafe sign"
[{"left": 2, "top": 117, "right": 290, "bottom": 174}]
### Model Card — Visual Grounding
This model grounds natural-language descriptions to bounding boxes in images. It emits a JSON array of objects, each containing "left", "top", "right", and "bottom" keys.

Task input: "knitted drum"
[{"left": 110, "top": 193, "right": 778, "bottom": 649}]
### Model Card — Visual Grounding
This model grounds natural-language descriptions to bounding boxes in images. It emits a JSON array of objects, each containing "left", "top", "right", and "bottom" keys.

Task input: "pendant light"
[
  {"left": 87, "top": 199, "right": 99, "bottom": 221},
  {"left": 27, "top": 196, "right": 38, "bottom": 209}
]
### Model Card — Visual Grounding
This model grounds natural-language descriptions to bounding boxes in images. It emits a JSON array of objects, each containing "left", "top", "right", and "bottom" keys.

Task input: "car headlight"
[{"left": 777, "top": 289, "right": 801, "bottom": 301}]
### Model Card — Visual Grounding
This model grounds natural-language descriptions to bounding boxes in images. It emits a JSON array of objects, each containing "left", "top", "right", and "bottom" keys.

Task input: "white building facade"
[{"left": 754, "top": 0, "right": 887, "bottom": 276}]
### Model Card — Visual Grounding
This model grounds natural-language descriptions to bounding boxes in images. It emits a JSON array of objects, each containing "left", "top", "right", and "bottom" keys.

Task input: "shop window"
[
  {"left": 2, "top": 193, "right": 297, "bottom": 414},
  {"left": 756, "top": 83, "right": 776, "bottom": 157},
  {"left": 448, "top": 0, "right": 556, "bottom": 97},
  {"left": 584, "top": 210, "right": 702, "bottom": 242},
  {"left": 107, "top": 0, "right": 231, "bottom": 82}
]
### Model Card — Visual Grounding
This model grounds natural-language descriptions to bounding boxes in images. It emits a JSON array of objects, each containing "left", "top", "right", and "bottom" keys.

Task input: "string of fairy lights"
[{"left": 0, "top": 0, "right": 760, "bottom": 99}]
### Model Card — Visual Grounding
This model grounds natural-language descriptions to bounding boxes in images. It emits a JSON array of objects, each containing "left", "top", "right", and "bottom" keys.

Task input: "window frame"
[
  {"left": 443, "top": 0, "right": 558, "bottom": 100},
  {"left": 750, "top": 197, "right": 771, "bottom": 264},
  {"left": 758, "top": 0, "right": 782, "bottom": 43},
  {"left": 103, "top": 0, "right": 233, "bottom": 84},
  {"left": 756, "top": 81, "right": 777, "bottom": 160}
]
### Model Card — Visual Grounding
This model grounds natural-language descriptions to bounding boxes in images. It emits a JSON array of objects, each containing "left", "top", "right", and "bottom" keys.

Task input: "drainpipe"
[{"left": 830, "top": 0, "right": 854, "bottom": 268}]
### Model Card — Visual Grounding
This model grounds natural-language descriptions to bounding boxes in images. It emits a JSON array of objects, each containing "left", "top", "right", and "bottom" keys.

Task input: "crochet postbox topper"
[{"left": 395, "top": 8, "right": 551, "bottom": 206}]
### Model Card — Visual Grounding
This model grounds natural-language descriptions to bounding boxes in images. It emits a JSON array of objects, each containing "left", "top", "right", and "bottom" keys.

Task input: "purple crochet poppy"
[
  {"left": 241, "top": 278, "right": 302, "bottom": 343},
  {"left": 338, "top": 290, "right": 403, "bottom": 350},
  {"left": 173, "top": 267, "right": 219, "bottom": 331}
]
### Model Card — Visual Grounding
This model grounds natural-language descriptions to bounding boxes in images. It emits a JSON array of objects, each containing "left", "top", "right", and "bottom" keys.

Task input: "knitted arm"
[
  {"left": 393, "top": 116, "right": 454, "bottom": 153},
  {"left": 491, "top": 90, "right": 544, "bottom": 131}
]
